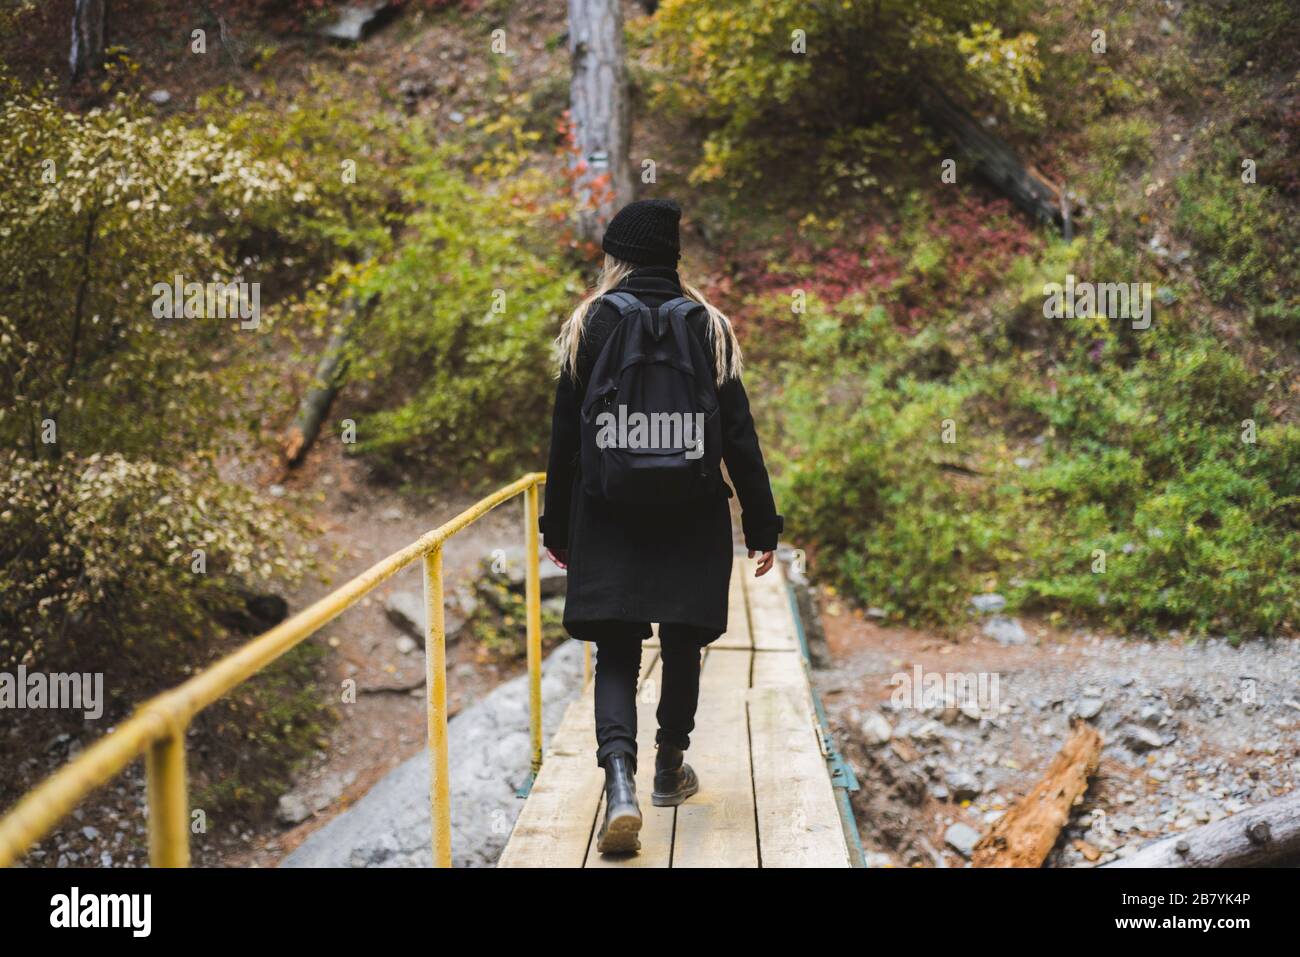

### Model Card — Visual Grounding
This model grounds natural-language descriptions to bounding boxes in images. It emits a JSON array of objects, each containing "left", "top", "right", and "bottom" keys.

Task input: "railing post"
[
  {"left": 146, "top": 732, "right": 190, "bottom": 867},
  {"left": 523, "top": 480, "right": 543, "bottom": 775},
  {"left": 423, "top": 546, "right": 452, "bottom": 868}
]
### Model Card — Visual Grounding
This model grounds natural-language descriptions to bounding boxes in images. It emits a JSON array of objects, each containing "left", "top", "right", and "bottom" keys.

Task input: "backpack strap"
[
  {"left": 600, "top": 290, "right": 650, "bottom": 324},
  {"left": 643, "top": 295, "right": 701, "bottom": 342}
]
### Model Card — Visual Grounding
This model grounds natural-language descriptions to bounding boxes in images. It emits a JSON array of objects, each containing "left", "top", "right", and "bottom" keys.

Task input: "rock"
[
  {"left": 385, "top": 589, "right": 467, "bottom": 642},
  {"left": 862, "top": 851, "right": 897, "bottom": 868},
  {"left": 81, "top": 826, "right": 100, "bottom": 840},
  {"left": 1138, "top": 704, "right": 1167, "bottom": 727},
  {"left": 281, "top": 641, "right": 586, "bottom": 868},
  {"left": 969, "top": 593, "right": 1007, "bottom": 615},
  {"left": 911, "top": 720, "right": 945, "bottom": 742},
  {"left": 982, "top": 616, "right": 1029, "bottom": 645},
  {"left": 946, "top": 769, "right": 982, "bottom": 801},
  {"left": 318, "top": 2, "right": 393, "bottom": 42},
  {"left": 944, "top": 822, "right": 982, "bottom": 858},
  {"left": 1124, "top": 725, "right": 1166, "bottom": 752},
  {"left": 859, "top": 711, "right": 893, "bottom": 745},
  {"left": 147, "top": 90, "right": 171, "bottom": 105},
  {"left": 395, "top": 635, "right": 417, "bottom": 655},
  {"left": 1073, "top": 839, "right": 1101, "bottom": 862},
  {"left": 450, "top": 588, "right": 478, "bottom": 619},
  {"left": 385, "top": 590, "right": 425, "bottom": 636},
  {"left": 486, "top": 546, "right": 567, "bottom": 598},
  {"left": 277, "top": 794, "right": 312, "bottom": 826},
  {"left": 1074, "top": 697, "right": 1104, "bottom": 720}
]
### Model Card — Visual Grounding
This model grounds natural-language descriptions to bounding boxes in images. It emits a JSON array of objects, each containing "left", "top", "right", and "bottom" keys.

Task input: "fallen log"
[
  {"left": 973, "top": 720, "right": 1102, "bottom": 867},
  {"left": 280, "top": 287, "right": 374, "bottom": 469},
  {"left": 1105, "top": 790, "right": 1300, "bottom": 868},
  {"left": 914, "top": 80, "right": 1077, "bottom": 235}
]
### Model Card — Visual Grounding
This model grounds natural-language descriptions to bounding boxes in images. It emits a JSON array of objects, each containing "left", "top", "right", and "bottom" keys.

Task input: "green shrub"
[
  {"left": 1175, "top": 168, "right": 1300, "bottom": 329},
  {"left": 0, "top": 79, "right": 326, "bottom": 815},
  {"left": 0, "top": 453, "right": 311, "bottom": 677},
  {"left": 344, "top": 149, "right": 581, "bottom": 479},
  {"left": 764, "top": 282, "right": 1299, "bottom": 636},
  {"left": 768, "top": 297, "right": 1023, "bottom": 622},
  {"left": 647, "top": 0, "right": 1043, "bottom": 194}
]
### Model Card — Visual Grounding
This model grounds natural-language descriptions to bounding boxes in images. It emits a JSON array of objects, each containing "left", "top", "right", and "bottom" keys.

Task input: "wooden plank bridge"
[{"left": 499, "top": 556, "right": 852, "bottom": 868}]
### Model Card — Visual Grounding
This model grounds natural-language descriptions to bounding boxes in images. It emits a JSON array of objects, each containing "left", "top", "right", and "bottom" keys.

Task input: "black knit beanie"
[{"left": 601, "top": 199, "right": 681, "bottom": 267}]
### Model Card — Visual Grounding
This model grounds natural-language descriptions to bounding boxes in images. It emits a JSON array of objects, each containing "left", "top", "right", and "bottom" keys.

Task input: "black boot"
[
  {"left": 596, "top": 752, "right": 642, "bottom": 854},
  {"left": 651, "top": 741, "right": 699, "bottom": 807}
]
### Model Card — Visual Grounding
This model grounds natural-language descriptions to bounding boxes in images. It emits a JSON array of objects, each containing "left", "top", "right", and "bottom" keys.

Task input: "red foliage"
[{"left": 723, "top": 191, "right": 1037, "bottom": 336}]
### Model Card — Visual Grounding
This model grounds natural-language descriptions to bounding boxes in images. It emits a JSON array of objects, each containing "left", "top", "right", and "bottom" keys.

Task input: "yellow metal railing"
[{"left": 0, "top": 472, "right": 575, "bottom": 868}]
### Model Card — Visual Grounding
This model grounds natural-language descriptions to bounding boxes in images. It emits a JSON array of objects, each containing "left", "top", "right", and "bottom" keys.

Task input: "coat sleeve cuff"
[
  {"left": 742, "top": 513, "right": 783, "bottom": 553},
  {"left": 539, "top": 513, "right": 567, "bottom": 550}
]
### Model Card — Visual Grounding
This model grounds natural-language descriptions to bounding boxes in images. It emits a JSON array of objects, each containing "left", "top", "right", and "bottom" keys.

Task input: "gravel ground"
[{"left": 815, "top": 608, "right": 1300, "bottom": 867}]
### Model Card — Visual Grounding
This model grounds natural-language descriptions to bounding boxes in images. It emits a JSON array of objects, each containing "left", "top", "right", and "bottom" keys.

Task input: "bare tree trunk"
[
  {"left": 70, "top": 0, "right": 107, "bottom": 82},
  {"left": 568, "top": 0, "right": 633, "bottom": 242},
  {"left": 1105, "top": 791, "right": 1300, "bottom": 868}
]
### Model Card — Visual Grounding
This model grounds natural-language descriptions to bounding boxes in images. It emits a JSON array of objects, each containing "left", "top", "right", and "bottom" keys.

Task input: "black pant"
[{"left": 579, "top": 622, "right": 716, "bottom": 770}]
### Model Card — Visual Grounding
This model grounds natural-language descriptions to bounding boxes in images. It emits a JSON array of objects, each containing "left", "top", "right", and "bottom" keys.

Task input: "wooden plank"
[
  {"left": 750, "top": 648, "right": 806, "bottom": 690},
  {"left": 745, "top": 563, "right": 799, "bottom": 651},
  {"left": 712, "top": 557, "right": 753, "bottom": 649},
  {"left": 671, "top": 647, "right": 757, "bottom": 867},
  {"left": 748, "top": 683, "right": 850, "bottom": 868},
  {"left": 498, "top": 681, "right": 603, "bottom": 867},
  {"left": 585, "top": 652, "right": 675, "bottom": 867}
]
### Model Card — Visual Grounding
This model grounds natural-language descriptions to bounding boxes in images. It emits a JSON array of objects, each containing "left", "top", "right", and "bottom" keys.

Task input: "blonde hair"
[{"left": 556, "top": 255, "right": 743, "bottom": 386}]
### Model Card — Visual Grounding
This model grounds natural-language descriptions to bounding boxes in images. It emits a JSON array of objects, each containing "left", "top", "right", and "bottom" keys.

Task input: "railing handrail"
[{"left": 0, "top": 471, "right": 550, "bottom": 868}]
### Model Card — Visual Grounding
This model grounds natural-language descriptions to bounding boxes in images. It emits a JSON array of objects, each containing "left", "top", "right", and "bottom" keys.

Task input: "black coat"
[{"left": 539, "top": 266, "right": 783, "bottom": 640}]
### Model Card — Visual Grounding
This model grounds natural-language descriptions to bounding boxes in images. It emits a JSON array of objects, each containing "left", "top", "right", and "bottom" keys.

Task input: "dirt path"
[{"left": 220, "top": 438, "right": 542, "bottom": 867}]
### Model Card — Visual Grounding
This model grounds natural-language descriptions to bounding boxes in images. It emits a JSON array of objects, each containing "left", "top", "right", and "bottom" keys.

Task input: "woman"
[{"left": 540, "top": 198, "right": 782, "bottom": 854}]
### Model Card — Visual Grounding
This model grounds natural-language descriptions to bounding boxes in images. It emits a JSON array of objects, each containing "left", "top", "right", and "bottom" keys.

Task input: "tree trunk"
[
  {"left": 1105, "top": 791, "right": 1300, "bottom": 868},
  {"left": 70, "top": 0, "right": 107, "bottom": 82},
  {"left": 973, "top": 720, "right": 1102, "bottom": 867},
  {"left": 914, "top": 80, "right": 1076, "bottom": 235},
  {"left": 568, "top": 0, "right": 633, "bottom": 242}
]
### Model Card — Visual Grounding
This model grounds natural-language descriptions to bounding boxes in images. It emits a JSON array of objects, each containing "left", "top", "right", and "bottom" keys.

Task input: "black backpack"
[{"left": 579, "top": 291, "right": 722, "bottom": 505}]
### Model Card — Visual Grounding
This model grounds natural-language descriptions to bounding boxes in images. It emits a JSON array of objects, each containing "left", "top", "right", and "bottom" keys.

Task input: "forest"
[{"left": 1, "top": 0, "right": 1298, "bottom": 875}]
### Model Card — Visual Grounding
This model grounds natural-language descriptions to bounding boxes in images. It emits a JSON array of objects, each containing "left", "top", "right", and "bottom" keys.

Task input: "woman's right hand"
[{"left": 547, "top": 548, "right": 568, "bottom": 569}]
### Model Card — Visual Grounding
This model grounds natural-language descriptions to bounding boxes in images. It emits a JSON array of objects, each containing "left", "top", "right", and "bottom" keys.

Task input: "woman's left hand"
[{"left": 749, "top": 550, "right": 775, "bottom": 577}]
